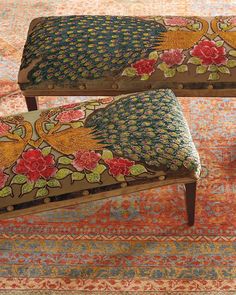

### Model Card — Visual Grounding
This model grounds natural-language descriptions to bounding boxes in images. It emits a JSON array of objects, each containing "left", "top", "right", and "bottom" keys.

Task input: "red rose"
[
  {"left": 105, "top": 158, "right": 134, "bottom": 177},
  {"left": 56, "top": 110, "right": 85, "bottom": 123},
  {"left": 0, "top": 170, "right": 8, "bottom": 189},
  {"left": 132, "top": 59, "right": 156, "bottom": 75},
  {"left": 190, "top": 40, "right": 227, "bottom": 65},
  {"left": 160, "top": 49, "right": 185, "bottom": 67},
  {"left": 13, "top": 149, "right": 57, "bottom": 182},
  {"left": 0, "top": 121, "right": 11, "bottom": 136},
  {"left": 72, "top": 150, "right": 101, "bottom": 171}
]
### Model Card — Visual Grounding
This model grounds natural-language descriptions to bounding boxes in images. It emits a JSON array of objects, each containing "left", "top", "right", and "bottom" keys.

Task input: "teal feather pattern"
[{"left": 20, "top": 15, "right": 166, "bottom": 84}]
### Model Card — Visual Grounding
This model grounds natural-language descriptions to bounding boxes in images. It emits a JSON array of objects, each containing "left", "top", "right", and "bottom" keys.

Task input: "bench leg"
[
  {"left": 25, "top": 96, "right": 38, "bottom": 111},
  {"left": 185, "top": 182, "right": 196, "bottom": 226}
]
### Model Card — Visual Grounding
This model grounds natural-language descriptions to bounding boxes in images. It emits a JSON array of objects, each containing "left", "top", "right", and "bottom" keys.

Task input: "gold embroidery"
[
  {"left": 211, "top": 16, "right": 236, "bottom": 48},
  {"left": 156, "top": 17, "right": 209, "bottom": 50}
]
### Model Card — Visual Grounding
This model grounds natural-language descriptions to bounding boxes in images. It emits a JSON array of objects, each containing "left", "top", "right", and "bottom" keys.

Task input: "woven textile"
[{"left": 0, "top": 0, "right": 235, "bottom": 294}]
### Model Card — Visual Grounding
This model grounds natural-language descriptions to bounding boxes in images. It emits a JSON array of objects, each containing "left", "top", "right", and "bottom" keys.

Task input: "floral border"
[{"left": 122, "top": 16, "right": 236, "bottom": 81}]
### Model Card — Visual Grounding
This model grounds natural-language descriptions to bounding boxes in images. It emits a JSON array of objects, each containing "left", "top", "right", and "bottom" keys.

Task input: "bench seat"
[
  {"left": 0, "top": 89, "right": 200, "bottom": 221},
  {"left": 18, "top": 15, "right": 236, "bottom": 97}
]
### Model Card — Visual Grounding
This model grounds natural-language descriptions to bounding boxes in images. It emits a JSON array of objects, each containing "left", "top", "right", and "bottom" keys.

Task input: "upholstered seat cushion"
[
  {"left": 0, "top": 89, "right": 200, "bottom": 215},
  {"left": 18, "top": 15, "right": 236, "bottom": 96}
]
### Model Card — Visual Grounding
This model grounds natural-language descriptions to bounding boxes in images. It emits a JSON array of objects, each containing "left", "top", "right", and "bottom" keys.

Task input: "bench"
[
  {"left": 0, "top": 89, "right": 200, "bottom": 224},
  {"left": 18, "top": 15, "right": 236, "bottom": 111}
]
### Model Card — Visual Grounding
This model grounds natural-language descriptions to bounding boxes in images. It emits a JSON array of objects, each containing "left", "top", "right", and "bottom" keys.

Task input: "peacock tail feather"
[
  {"left": 20, "top": 15, "right": 166, "bottom": 84},
  {"left": 85, "top": 90, "right": 200, "bottom": 172}
]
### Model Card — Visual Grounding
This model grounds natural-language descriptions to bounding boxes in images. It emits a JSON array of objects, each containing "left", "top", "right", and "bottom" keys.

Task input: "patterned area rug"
[{"left": 0, "top": 0, "right": 236, "bottom": 294}]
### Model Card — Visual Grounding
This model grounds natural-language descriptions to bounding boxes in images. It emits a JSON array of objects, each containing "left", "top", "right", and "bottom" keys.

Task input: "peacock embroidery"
[
  {"left": 0, "top": 90, "right": 201, "bottom": 200},
  {"left": 19, "top": 16, "right": 236, "bottom": 85}
]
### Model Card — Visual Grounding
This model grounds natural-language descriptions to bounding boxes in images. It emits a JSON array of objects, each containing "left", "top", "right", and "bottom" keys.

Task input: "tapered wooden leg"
[
  {"left": 25, "top": 96, "right": 38, "bottom": 111},
  {"left": 185, "top": 182, "right": 196, "bottom": 226}
]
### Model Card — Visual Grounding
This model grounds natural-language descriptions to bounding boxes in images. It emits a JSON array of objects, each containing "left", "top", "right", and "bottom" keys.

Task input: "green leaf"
[
  {"left": 148, "top": 51, "right": 158, "bottom": 60},
  {"left": 140, "top": 74, "right": 150, "bottom": 80},
  {"left": 218, "top": 66, "right": 230, "bottom": 74},
  {"left": 208, "top": 72, "right": 220, "bottom": 80},
  {"left": 47, "top": 179, "right": 61, "bottom": 188},
  {"left": 45, "top": 123, "right": 55, "bottom": 131},
  {"left": 229, "top": 50, "right": 236, "bottom": 57},
  {"left": 164, "top": 68, "right": 176, "bottom": 78},
  {"left": 176, "top": 65, "right": 188, "bottom": 73},
  {"left": 35, "top": 179, "right": 47, "bottom": 188},
  {"left": 89, "top": 102, "right": 100, "bottom": 106},
  {"left": 188, "top": 57, "right": 202, "bottom": 65},
  {"left": 92, "top": 164, "right": 106, "bottom": 174},
  {"left": 55, "top": 168, "right": 72, "bottom": 180},
  {"left": 0, "top": 186, "right": 12, "bottom": 198},
  {"left": 157, "top": 62, "right": 169, "bottom": 71},
  {"left": 22, "top": 182, "right": 34, "bottom": 195},
  {"left": 13, "top": 128, "right": 23, "bottom": 137},
  {"left": 208, "top": 65, "right": 218, "bottom": 72},
  {"left": 71, "top": 121, "right": 84, "bottom": 128},
  {"left": 71, "top": 172, "right": 85, "bottom": 181},
  {"left": 86, "top": 105, "right": 96, "bottom": 110},
  {"left": 215, "top": 40, "right": 224, "bottom": 47},
  {"left": 219, "top": 23, "right": 229, "bottom": 31},
  {"left": 11, "top": 174, "right": 27, "bottom": 185},
  {"left": 130, "top": 164, "right": 148, "bottom": 176},
  {"left": 58, "top": 156, "right": 72, "bottom": 165},
  {"left": 121, "top": 67, "right": 137, "bottom": 77},
  {"left": 168, "top": 26, "right": 179, "bottom": 31},
  {"left": 196, "top": 65, "right": 207, "bottom": 74},
  {"left": 192, "top": 23, "right": 200, "bottom": 30},
  {"left": 115, "top": 175, "right": 125, "bottom": 182},
  {"left": 42, "top": 146, "right": 52, "bottom": 156},
  {"left": 36, "top": 188, "right": 49, "bottom": 198},
  {"left": 101, "top": 150, "right": 113, "bottom": 160},
  {"left": 86, "top": 172, "right": 101, "bottom": 183},
  {"left": 226, "top": 59, "right": 236, "bottom": 68}
]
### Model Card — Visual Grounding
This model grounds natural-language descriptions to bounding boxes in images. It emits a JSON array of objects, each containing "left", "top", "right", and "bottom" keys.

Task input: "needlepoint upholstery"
[
  {"left": 0, "top": 89, "right": 201, "bottom": 214},
  {"left": 18, "top": 15, "right": 236, "bottom": 96}
]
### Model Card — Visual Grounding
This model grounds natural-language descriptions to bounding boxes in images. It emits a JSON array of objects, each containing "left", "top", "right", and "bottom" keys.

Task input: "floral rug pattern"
[{"left": 0, "top": 0, "right": 236, "bottom": 294}]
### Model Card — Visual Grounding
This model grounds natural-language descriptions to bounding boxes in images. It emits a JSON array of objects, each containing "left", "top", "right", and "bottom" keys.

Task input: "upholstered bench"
[
  {"left": 0, "top": 89, "right": 200, "bottom": 224},
  {"left": 18, "top": 15, "right": 236, "bottom": 110}
]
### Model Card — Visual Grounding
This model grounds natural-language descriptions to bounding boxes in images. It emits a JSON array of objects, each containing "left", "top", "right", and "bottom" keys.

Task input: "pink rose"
[
  {"left": 99, "top": 97, "right": 114, "bottom": 104},
  {"left": 160, "top": 49, "right": 185, "bottom": 67},
  {"left": 56, "top": 110, "right": 85, "bottom": 123},
  {"left": 62, "top": 103, "right": 80, "bottom": 109},
  {"left": 229, "top": 16, "right": 236, "bottom": 25},
  {"left": 72, "top": 150, "right": 101, "bottom": 171},
  {"left": 0, "top": 121, "right": 11, "bottom": 136},
  {"left": 0, "top": 170, "right": 8, "bottom": 189},
  {"left": 190, "top": 40, "right": 227, "bottom": 65},
  {"left": 164, "top": 17, "right": 190, "bottom": 26}
]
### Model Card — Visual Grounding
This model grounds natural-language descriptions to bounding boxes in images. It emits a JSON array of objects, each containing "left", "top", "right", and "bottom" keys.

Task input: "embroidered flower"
[
  {"left": 13, "top": 149, "right": 57, "bottom": 182},
  {"left": 0, "top": 121, "right": 11, "bottom": 136},
  {"left": 132, "top": 59, "right": 156, "bottom": 76},
  {"left": 56, "top": 110, "right": 85, "bottom": 123},
  {"left": 0, "top": 170, "right": 8, "bottom": 189},
  {"left": 62, "top": 103, "right": 80, "bottom": 109},
  {"left": 105, "top": 157, "right": 134, "bottom": 177},
  {"left": 99, "top": 97, "right": 114, "bottom": 104},
  {"left": 228, "top": 16, "right": 236, "bottom": 25},
  {"left": 160, "top": 49, "right": 185, "bottom": 67},
  {"left": 72, "top": 150, "right": 101, "bottom": 171},
  {"left": 190, "top": 40, "right": 227, "bottom": 65},
  {"left": 164, "top": 17, "right": 190, "bottom": 26}
]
